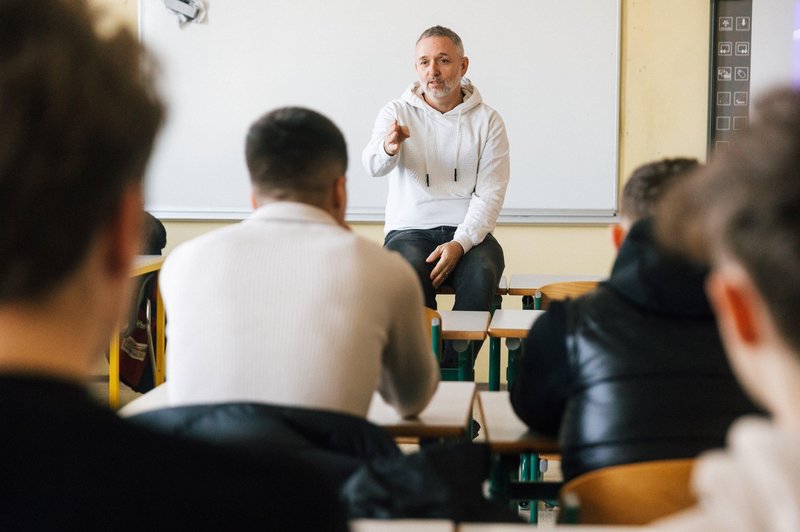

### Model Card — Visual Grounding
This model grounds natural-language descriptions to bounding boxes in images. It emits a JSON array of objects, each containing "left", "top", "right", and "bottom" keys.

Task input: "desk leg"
[
  {"left": 529, "top": 454, "right": 540, "bottom": 524},
  {"left": 489, "top": 337, "right": 501, "bottom": 391},
  {"left": 109, "top": 330, "right": 120, "bottom": 409},
  {"left": 453, "top": 340, "right": 473, "bottom": 382},
  {"left": 155, "top": 281, "right": 166, "bottom": 385},
  {"left": 522, "top": 295, "right": 534, "bottom": 310},
  {"left": 506, "top": 338, "right": 522, "bottom": 392},
  {"left": 488, "top": 453, "right": 516, "bottom": 507}
]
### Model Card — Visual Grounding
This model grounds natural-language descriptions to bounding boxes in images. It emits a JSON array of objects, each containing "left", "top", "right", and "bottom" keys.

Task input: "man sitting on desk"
[
  {"left": 362, "top": 25, "right": 509, "bottom": 364},
  {"left": 0, "top": 1, "right": 345, "bottom": 529},
  {"left": 161, "top": 108, "right": 438, "bottom": 419},
  {"left": 510, "top": 158, "right": 759, "bottom": 482}
]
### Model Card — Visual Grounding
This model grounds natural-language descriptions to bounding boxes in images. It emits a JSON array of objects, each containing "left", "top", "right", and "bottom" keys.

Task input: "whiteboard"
[
  {"left": 750, "top": 0, "right": 795, "bottom": 99},
  {"left": 141, "top": 0, "right": 620, "bottom": 222}
]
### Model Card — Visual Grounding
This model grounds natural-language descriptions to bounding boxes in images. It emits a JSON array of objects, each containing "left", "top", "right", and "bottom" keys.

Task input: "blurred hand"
[{"left": 383, "top": 119, "right": 410, "bottom": 156}]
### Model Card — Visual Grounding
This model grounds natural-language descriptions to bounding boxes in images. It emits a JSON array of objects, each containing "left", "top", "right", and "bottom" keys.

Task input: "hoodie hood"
[
  {"left": 607, "top": 218, "right": 714, "bottom": 317},
  {"left": 399, "top": 78, "right": 482, "bottom": 186},
  {"left": 400, "top": 78, "right": 483, "bottom": 114}
]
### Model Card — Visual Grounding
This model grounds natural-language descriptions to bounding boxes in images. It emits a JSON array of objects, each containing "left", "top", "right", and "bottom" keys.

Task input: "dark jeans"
[{"left": 384, "top": 227, "right": 505, "bottom": 363}]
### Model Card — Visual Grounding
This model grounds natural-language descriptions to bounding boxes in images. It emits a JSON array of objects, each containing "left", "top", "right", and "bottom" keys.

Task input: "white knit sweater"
[
  {"left": 161, "top": 202, "right": 439, "bottom": 418},
  {"left": 654, "top": 417, "right": 800, "bottom": 532},
  {"left": 362, "top": 79, "right": 510, "bottom": 253}
]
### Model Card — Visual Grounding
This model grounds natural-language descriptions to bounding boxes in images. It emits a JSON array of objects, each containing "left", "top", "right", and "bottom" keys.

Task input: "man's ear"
[
  {"left": 706, "top": 270, "right": 759, "bottom": 346},
  {"left": 104, "top": 182, "right": 144, "bottom": 277},
  {"left": 610, "top": 224, "right": 627, "bottom": 251},
  {"left": 461, "top": 55, "right": 469, "bottom": 77},
  {"left": 331, "top": 176, "right": 348, "bottom": 228}
]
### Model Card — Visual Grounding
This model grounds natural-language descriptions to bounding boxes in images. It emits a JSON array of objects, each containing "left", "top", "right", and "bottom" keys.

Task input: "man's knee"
[
  {"left": 452, "top": 238, "right": 504, "bottom": 310},
  {"left": 458, "top": 240, "right": 504, "bottom": 284}
]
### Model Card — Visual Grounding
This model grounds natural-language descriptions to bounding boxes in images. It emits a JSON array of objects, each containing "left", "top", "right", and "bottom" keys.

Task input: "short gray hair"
[{"left": 416, "top": 26, "right": 464, "bottom": 56}]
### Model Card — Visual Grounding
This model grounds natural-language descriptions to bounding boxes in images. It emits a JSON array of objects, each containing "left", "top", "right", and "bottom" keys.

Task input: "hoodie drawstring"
[
  {"left": 424, "top": 112, "right": 430, "bottom": 187},
  {"left": 423, "top": 102, "right": 462, "bottom": 187},
  {"left": 454, "top": 110, "right": 461, "bottom": 182}
]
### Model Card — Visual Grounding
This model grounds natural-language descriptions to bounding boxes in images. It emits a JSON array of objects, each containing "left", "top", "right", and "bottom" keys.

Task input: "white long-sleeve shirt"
[
  {"left": 161, "top": 202, "right": 439, "bottom": 419},
  {"left": 362, "top": 79, "right": 510, "bottom": 253}
]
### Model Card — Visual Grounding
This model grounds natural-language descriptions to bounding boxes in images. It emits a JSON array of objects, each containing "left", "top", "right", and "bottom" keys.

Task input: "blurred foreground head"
[
  {"left": 657, "top": 88, "right": 800, "bottom": 356},
  {"left": 0, "top": 0, "right": 163, "bottom": 303}
]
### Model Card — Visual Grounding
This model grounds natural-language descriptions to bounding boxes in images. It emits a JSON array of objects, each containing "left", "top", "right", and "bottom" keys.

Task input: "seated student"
[
  {"left": 143, "top": 211, "right": 167, "bottom": 255},
  {"left": 509, "top": 158, "right": 759, "bottom": 482},
  {"left": 154, "top": 108, "right": 439, "bottom": 476},
  {"left": 0, "top": 1, "right": 346, "bottom": 529},
  {"left": 653, "top": 88, "right": 800, "bottom": 531}
]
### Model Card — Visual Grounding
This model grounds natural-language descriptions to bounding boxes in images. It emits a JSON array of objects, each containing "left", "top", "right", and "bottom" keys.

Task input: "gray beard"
[{"left": 426, "top": 80, "right": 455, "bottom": 99}]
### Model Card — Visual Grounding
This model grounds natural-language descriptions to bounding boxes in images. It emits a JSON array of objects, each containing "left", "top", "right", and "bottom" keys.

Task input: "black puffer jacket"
[
  {"left": 128, "top": 402, "right": 401, "bottom": 487},
  {"left": 510, "top": 219, "right": 761, "bottom": 481}
]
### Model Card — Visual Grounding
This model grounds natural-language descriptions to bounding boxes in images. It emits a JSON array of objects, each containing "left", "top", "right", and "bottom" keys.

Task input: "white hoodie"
[
  {"left": 362, "top": 79, "right": 510, "bottom": 253},
  {"left": 654, "top": 417, "right": 800, "bottom": 532}
]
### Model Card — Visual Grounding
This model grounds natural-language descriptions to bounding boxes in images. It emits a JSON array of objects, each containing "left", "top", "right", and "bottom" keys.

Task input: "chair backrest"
[
  {"left": 560, "top": 458, "right": 697, "bottom": 525},
  {"left": 536, "top": 280, "right": 600, "bottom": 310}
]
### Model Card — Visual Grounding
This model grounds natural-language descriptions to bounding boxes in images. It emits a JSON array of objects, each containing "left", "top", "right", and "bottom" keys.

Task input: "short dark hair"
[
  {"left": 245, "top": 107, "right": 347, "bottom": 203},
  {"left": 620, "top": 158, "right": 699, "bottom": 222},
  {"left": 657, "top": 87, "right": 800, "bottom": 353},
  {"left": 0, "top": 0, "right": 164, "bottom": 303},
  {"left": 416, "top": 26, "right": 464, "bottom": 56}
]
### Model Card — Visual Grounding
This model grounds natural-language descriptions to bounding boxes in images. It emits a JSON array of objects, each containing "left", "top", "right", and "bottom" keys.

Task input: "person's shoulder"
[
  {"left": 163, "top": 222, "right": 246, "bottom": 269},
  {"left": 352, "top": 234, "right": 405, "bottom": 265},
  {"left": 352, "top": 235, "right": 420, "bottom": 282},
  {"left": 475, "top": 102, "right": 507, "bottom": 126}
]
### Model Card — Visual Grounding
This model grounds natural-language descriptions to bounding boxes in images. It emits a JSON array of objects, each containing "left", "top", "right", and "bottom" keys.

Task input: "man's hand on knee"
[{"left": 426, "top": 241, "right": 465, "bottom": 288}]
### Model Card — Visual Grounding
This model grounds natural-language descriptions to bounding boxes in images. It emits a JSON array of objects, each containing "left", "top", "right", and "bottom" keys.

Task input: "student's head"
[
  {"left": 657, "top": 88, "right": 800, "bottom": 419},
  {"left": 415, "top": 26, "right": 468, "bottom": 101},
  {"left": 0, "top": 0, "right": 163, "bottom": 304},
  {"left": 611, "top": 157, "right": 699, "bottom": 249},
  {"left": 245, "top": 107, "right": 348, "bottom": 225}
]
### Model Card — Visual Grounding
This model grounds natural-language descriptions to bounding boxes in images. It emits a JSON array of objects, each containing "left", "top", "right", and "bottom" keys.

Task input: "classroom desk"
[
  {"left": 108, "top": 255, "right": 166, "bottom": 409},
  {"left": 438, "top": 311, "right": 491, "bottom": 342},
  {"left": 367, "top": 381, "right": 477, "bottom": 440},
  {"left": 478, "top": 391, "right": 562, "bottom": 524},
  {"left": 438, "top": 311, "right": 491, "bottom": 382},
  {"left": 459, "top": 525, "right": 646, "bottom": 531},
  {"left": 508, "top": 274, "right": 606, "bottom": 309},
  {"left": 477, "top": 392, "right": 559, "bottom": 456},
  {"left": 352, "top": 522, "right": 645, "bottom": 531},
  {"left": 487, "top": 310, "right": 546, "bottom": 391},
  {"left": 117, "top": 380, "right": 169, "bottom": 417},
  {"left": 120, "top": 381, "right": 477, "bottom": 441},
  {"left": 351, "top": 519, "right": 454, "bottom": 532}
]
